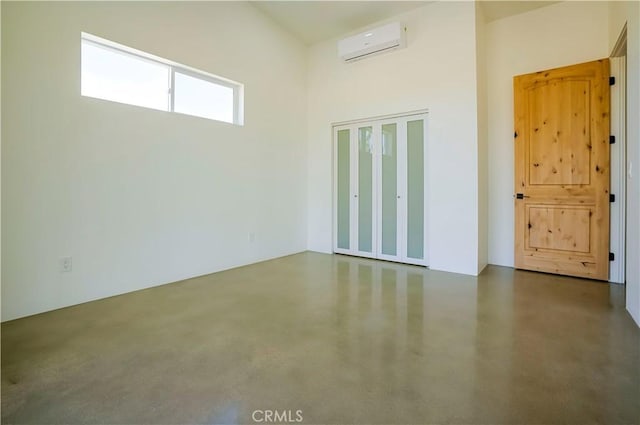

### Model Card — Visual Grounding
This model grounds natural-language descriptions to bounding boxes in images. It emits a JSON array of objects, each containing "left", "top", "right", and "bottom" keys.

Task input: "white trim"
[
  {"left": 422, "top": 116, "right": 430, "bottom": 266},
  {"left": 332, "top": 109, "right": 429, "bottom": 127},
  {"left": 611, "top": 24, "right": 627, "bottom": 58},
  {"left": 235, "top": 84, "right": 245, "bottom": 126},
  {"left": 169, "top": 68, "right": 175, "bottom": 113},
  {"left": 333, "top": 126, "right": 339, "bottom": 253},
  {"left": 609, "top": 56, "right": 626, "bottom": 284}
]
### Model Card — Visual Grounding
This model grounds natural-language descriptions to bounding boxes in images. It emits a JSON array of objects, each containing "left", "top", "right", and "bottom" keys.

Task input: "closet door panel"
[
  {"left": 334, "top": 113, "right": 427, "bottom": 266},
  {"left": 336, "top": 128, "right": 351, "bottom": 251},
  {"left": 406, "top": 119, "right": 425, "bottom": 260},
  {"left": 357, "top": 126, "right": 374, "bottom": 254},
  {"left": 380, "top": 123, "right": 398, "bottom": 256}
]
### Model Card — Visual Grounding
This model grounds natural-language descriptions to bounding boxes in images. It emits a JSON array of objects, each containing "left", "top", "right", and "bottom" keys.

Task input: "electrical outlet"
[
  {"left": 60, "top": 257, "right": 72, "bottom": 273},
  {"left": 248, "top": 232, "right": 256, "bottom": 243}
]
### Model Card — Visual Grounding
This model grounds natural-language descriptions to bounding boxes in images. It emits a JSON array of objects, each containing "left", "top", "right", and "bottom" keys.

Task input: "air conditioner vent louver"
[{"left": 338, "top": 22, "right": 406, "bottom": 63}]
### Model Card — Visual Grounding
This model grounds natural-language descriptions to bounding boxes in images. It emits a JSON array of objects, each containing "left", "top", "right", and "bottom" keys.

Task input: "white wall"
[
  {"left": 306, "top": 1, "right": 483, "bottom": 275},
  {"left": 476, "top": 3, "right": 489, "bottom": 274},
  {"left": 486, "top": 2, "right": 610, "bottom": 267},
  {"left": 0, "top": 2, "right": 2, "bottom": 322},
  {"left": 1, "top": 2, "right": 308, "bottom": 321},
  {"left": 609, "top": 1, "right": 640, "bottom": 326}
]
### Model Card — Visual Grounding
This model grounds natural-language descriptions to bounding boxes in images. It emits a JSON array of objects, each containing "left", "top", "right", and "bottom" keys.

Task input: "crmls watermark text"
[{"left": 251, "top": 409, "right": 303, "bottom": 423}]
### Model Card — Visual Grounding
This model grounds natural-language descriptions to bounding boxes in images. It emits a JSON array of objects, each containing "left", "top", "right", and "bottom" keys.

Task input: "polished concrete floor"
[{"left": 2, "top": 252, "right": 639, "bottom": 424}]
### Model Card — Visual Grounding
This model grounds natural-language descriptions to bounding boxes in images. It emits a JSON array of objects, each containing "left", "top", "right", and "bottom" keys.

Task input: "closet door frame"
[
  {"left": 400, "top": 114, "right": 429, "bottom": 267},
  {"left": 332, "top": 110, "right": 429, "bottom": 266}
]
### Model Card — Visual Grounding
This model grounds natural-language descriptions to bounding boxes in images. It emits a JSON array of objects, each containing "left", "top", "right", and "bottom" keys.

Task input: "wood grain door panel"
[
  {"left": 528, "top": 79, "right": 591, "bottom": 186},
  {"left": 527, "top": 205, "right": 591, "bottom": 252},
  {"left": 514, "top": 59, "right": 610, "bottom": 280}
]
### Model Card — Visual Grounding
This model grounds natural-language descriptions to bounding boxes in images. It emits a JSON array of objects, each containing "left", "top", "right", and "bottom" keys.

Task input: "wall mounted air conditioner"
[{"left": 338, "top": 22, "right": 406, "bottom": 63}]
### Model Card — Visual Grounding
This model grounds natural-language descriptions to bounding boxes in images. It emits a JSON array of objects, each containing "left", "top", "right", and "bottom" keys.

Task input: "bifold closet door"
[
  {"left": 334, "top": 124, "right": 377, "bottom": 259},
  {"left": 377, "top": 117, "right": 427, "bottom": 266},
  {"left": 334, "top": 114, "right": 427, "bottom": 266},
  {"left": 377, "top": 121, "right": 400, "bottom": 261},
  {"left": 404, "top": 118, "right": 426, "bottom": 265},
  {"left": 356, "top": 125, "right": 376, "bottom": 257}
]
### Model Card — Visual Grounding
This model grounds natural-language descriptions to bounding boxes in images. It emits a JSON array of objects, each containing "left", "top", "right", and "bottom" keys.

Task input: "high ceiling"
[
  {"left": 250, "top": 1, "right": 561, "bottom": 45},
  {"left": 250, "top": 1, "right": 431, "bottom": 45}
]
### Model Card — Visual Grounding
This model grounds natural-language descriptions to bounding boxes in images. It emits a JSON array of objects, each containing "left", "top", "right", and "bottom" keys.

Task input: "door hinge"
[
  {"left": 609, "top": 252, "right": 615, "bottom": 261},
  {"left": 610, "top": 135, "right": 616, "bottom": 144},
  {"left": 610, "top": 76, "right": 615, "bottom": 85},
  {"left": 610, "top": 194, "right": 615, "bottom": 202}
]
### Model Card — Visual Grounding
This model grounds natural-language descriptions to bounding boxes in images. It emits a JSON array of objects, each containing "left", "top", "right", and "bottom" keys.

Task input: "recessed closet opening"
[{"left": 333, "top": 111, "right": 429, "bottom": 266}]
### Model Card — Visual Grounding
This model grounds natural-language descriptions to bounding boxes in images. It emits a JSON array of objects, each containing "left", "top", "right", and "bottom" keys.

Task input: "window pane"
[
  {"left": 81, "top": 41, "right": 169, "bottom": 111},
  {"left": 173, "top": 72, "right": 234, "bottom": 123}
]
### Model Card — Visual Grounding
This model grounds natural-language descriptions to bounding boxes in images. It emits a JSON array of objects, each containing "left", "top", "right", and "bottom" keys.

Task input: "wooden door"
[{"left": 514, "top": 59, "right": 610, "bottom": 280}]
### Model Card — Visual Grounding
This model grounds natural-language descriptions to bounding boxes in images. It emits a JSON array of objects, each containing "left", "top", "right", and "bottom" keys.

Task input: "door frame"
[
  {"left": 513, "top": 59, "right": 611, "bottom": 280},
  {"left": 609, "top": 54, "right": 627, "bottom": 284}
]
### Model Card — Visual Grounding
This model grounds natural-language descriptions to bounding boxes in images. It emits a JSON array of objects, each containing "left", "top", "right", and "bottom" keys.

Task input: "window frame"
[{"left": 81, "top": 32, "right": 244, "bottom": 125}]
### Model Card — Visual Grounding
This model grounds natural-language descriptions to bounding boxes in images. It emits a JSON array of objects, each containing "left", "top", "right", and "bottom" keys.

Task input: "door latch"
[{"left": 515, "top": 193, "right": 529, "bottom": 199}]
